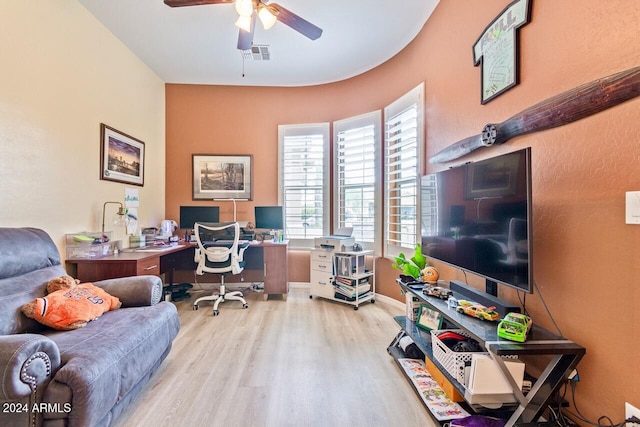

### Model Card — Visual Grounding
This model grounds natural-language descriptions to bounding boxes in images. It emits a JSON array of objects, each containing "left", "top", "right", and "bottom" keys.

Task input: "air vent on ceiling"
[{"left": 241, "top": 45, "right": 270, "bottom": 61}]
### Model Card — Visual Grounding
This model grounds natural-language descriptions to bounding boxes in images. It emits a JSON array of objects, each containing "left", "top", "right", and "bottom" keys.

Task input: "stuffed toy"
[
  {"left": 21, "top": 275, "right": 122, "bottom": 330},
  {"left": 46, "top": 274, "right": 81, "bottom": 293}
]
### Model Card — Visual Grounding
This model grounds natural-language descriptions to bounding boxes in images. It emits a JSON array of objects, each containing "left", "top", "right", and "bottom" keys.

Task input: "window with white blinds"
[
  {"left": 278, "top": 123, "right": 330, "bottom": 247},
  {"left": 384, "top": 83, "right": 424, "bottom": 258},
  {"left": 420, "top": 173, "right": 438, "bottom": 237},
  {"left": 334, "top": 111, "right": 381, "bottom": 252}
]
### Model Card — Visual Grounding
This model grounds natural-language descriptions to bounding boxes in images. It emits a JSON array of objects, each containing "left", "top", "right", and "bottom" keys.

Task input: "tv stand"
[{"left": 388, "top": 279, "right": 585, "bottom": 426}]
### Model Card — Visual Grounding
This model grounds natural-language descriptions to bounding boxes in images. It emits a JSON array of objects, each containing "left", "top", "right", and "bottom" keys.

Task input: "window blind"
[
  {"left": 334, "top": 111, "right": 381, "bottom": 250},
  {"left": 279, "top": 124, "right": 329, "bottom": 246},
  {"left": 384, "top": 84, "right": 423, "bottom": 257}
]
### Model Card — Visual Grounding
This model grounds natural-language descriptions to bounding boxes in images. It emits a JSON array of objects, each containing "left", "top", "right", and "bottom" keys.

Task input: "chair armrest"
[
  {"left": 0, "top": 334, "right": 61, "bottom": 400},
  {"left": 238, "top": 245, "right": 248, "bottom": 262},
  {"left": 93, "top": 275, "right": 163, "bottom": 307}
]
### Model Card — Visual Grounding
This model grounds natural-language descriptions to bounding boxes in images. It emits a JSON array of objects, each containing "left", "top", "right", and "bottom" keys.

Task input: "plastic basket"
[
  {"left": 65, "top": 232, "right": 112, "bottom": 259},
  {"left": 431, "top": 329, "right": 519, "bottom": 385},
  {"left": 430, "top": 329, "right": 487, "bottom": 383}
]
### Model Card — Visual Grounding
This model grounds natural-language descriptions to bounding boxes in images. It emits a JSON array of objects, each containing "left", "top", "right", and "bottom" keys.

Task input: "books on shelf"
[
  {"left": 334, "top": 271, "right": 371, "bottom": 300},
  {"left": 335, "top": 276, "right": 370, "bottom": 286},
  {"left": 333, "top": 290, "right": 371, "bottom": 302}
]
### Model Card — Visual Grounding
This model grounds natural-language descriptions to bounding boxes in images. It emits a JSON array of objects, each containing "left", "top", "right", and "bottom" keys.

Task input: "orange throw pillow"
[{"left": 22, "top": 283, "right": 121, "bottom": 330}]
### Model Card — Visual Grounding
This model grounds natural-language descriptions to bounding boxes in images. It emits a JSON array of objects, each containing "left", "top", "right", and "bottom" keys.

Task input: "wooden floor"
[{"left": 112, "top": 285, "right": 436, "bottom": 427}]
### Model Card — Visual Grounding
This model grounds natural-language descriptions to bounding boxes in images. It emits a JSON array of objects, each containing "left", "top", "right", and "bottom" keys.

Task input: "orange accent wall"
[{"left": 167, "top": 0, "right": 640, "bottom": 420}]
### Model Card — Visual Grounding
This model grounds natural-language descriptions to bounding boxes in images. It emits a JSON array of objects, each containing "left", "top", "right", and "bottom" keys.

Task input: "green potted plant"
[
  {"left": 392, "top": 244, "right": 427, "bottom": 281},
  {"left": 392, "top": 244, "right": 440, "bottom": 284}
]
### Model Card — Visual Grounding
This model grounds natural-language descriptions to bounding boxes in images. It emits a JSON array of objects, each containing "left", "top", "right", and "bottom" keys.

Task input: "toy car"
[
  {"left": 497, "top": 312, "right": 533, "bottom": 342},
  {"left": 456, "top": 299, "right": 473, "bottom": 309},
  {"left": 422, "top": 285, "right": 453, "bottom": 299},
  {"left": 456, "top": 303, "right": 501, "bottom": 321}
]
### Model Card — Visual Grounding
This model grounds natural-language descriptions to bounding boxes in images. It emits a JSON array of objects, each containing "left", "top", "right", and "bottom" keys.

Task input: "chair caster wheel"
[
  {"left": 193, "top": 305, "right": 198, "bottom": 310},
  {"left": 243, "top": 303, "right": 249, "bottom": 309},
  {"left": 213, "top": 310, "right": 220, "bottom": 316},
  {"left": 354, "top": 306, "right": 359, "bottom": 311}
]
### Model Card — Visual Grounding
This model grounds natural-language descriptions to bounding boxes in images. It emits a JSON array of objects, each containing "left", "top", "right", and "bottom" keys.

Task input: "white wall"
[{"left": 0, "top": 1, "right": 165, "bottom": 253}]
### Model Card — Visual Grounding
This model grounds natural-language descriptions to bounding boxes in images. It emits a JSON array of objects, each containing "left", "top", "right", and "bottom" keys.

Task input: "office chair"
[{"left": 192, "top": 222, "right": 249, "bottom": 316}]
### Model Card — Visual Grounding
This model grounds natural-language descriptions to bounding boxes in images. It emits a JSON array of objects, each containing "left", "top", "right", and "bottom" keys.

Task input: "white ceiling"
[{"left": 78, "top": 0, "right": 439, "bottom": 86}]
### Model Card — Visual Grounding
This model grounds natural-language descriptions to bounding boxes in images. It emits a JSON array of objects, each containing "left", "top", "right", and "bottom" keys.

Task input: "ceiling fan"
[{"left": 164, "top": 0, "right": 323, "bottom": 50}]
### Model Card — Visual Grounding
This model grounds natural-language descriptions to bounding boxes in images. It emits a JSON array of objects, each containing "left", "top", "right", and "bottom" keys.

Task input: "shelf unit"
[
  {"left": 309, "top": 249, "right": 375, "bottom": 310},
  {"left": 388, "top": 280, "right": 585, "bottom": 426}
]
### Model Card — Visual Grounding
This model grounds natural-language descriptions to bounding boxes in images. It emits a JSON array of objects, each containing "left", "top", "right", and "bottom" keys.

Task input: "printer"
[
  {"left": 314, "top": 235, "right": 356, "bottom": 252},
  {"left": 314, "top": 227, "right": 356, "bottom": 252}
]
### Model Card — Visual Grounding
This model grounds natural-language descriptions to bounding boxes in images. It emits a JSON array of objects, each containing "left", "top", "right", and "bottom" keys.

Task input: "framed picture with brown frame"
[
  {"left": 100, "top": 123, "right": 145, "bottom": 186},
  {"left": 416, "top": 304, "right": 444, "bottom": 331},
  {"left": 192, "top": 154, "right": 253, "bottom": 200}
]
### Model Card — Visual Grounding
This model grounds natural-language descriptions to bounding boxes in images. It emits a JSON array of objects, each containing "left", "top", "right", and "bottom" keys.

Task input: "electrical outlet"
[{"left": 626, "top": 402, "right": 640, "bottom": 427}]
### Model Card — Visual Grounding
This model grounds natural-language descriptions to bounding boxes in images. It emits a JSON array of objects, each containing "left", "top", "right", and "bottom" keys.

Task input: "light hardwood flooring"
[{"left": 112, "top": 285, "right": 436, "bottom": 427}]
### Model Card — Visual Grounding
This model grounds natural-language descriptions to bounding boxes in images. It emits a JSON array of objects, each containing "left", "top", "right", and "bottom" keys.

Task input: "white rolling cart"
[{"left": 310, "top": 248, "right": 375, "bottom": 310}]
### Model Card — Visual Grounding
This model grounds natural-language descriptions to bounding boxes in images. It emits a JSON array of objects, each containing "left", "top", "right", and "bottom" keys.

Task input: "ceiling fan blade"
[
  {"left": 237, "top": 13, "right": 256, "bottom": 50},
  {"left": 430, "top": 65, "right": 640, "bottom": 164},
  {"left": 164, "top": 0, "right": 233, "bottom": 7},
  {"left": 270, "top": 3, "right": 322, "bottom": 40}
]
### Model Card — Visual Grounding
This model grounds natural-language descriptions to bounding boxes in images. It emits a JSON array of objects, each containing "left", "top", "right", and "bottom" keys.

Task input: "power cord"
[
  {"left": 517, "top": 291, "right": 529, "bottom": 317},
  {"left": 532, "top": 279, "right": 564, "bottom": 337},
  {"left": 558, "top": 371, "right": 637, "bottom": 427}
]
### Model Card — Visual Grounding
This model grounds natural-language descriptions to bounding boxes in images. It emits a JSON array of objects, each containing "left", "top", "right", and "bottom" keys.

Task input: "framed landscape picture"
[
  {"left": 100, "top": 123, "right": 145, "bottom": 186},
  {"left": 192, "top": 154, "right": 253, "bottom": 200}
]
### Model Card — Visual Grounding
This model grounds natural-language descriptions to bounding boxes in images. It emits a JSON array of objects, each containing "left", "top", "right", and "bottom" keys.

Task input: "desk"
[
  {"left": 65, "top": 244, "right": 192, "bottom": 283},
  {"left": 256, "top": 240, "right": 289, "bottom": 300},
  {"left": 65, "top": 241, "right": 289, "bottom": 299}
]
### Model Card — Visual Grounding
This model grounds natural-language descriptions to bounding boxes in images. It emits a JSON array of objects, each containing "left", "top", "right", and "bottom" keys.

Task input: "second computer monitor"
[
  {"left": 179, "top": 206, "right": 220, "bottom": 230},
  {"left": 254, "top": 206, "right": 284, "bottom": 231}
]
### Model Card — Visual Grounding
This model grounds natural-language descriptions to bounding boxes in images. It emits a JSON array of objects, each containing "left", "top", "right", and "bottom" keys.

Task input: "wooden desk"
[
  {"left": 259, "top": 240, "right": 289, "bottom": 300},
  {"left": 65, "top": 244, "right": 194, "bottom": 286},
  {"left": 65, "top": 241, "right": 289, "bottom": 299},
  {"left": 213, "top": 241, "right": 289, "bottom": 299}
]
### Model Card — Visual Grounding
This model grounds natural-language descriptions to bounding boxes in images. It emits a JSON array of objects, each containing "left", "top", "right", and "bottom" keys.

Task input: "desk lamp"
[{"left": 102, "top": 201, "right": 129, "bottom": 233}]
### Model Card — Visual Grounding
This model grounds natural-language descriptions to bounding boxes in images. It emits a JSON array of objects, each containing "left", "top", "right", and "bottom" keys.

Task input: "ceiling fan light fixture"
[
  {"left": 235, "top": 0, "right": 253, "bottom": 17},
  {"left": 258, "top": 5, "right": 277, "bottom": 30},
  {"left": 234, "top": 14, "right": 253, "bottom": 32}
]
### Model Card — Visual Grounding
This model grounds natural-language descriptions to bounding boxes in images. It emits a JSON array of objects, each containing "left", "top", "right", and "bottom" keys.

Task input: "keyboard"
[{"left": 215, "top": 240, "right": 249, "bottom": 245}]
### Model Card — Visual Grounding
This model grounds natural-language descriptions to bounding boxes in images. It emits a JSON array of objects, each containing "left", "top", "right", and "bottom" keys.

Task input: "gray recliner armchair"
[{"left": 0, "top": 227, "right": 180, "bottom": 427}]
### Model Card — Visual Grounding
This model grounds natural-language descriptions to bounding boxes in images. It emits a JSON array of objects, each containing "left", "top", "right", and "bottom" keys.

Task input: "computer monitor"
[
  {"left": 179, "top": 206, "right": 220, "bottom": 230},
  {"left": 254, "top": 206, "right": 284, "bottom": 230}
]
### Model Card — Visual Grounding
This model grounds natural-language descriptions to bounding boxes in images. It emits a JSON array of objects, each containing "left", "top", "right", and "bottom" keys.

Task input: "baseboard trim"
[
  {"left": 374, "top": 293, "right": 404, "bottom": 310},
  {"left": 289, "top": 282, "right": 309, "bottom": 289},
  {"left": 170, "top": 281, "right": 406, "bottom": 310},
  {"left": 293, "top": 282, "right": 404, "bottom": 310}
]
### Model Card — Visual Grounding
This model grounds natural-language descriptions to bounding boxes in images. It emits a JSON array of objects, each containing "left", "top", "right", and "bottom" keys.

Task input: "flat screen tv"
[
  {"left": 421, "top": 148, "right": 533, "bottom": 294},
  {"left": 179, "top": 206, "right": 220, "bottom": 230},
  {"left": 254, "top": 206, "right": 284, "bottom": 230}
]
